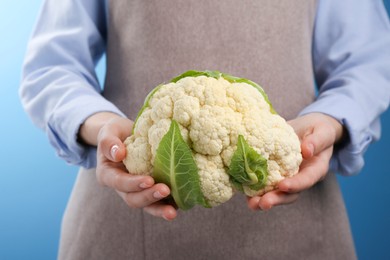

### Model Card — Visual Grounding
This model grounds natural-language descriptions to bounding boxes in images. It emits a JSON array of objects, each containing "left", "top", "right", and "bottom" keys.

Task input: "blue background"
[{"left": 0, "top": 1, "right": 389, "bottom": 259}]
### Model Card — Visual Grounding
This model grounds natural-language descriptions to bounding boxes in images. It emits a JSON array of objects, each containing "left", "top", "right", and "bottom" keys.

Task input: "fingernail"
[
  {"left": 153, "top": 191, "right": 165, "bottom": 199},
  {"left": 279, "top": 181, "right": 291, "bottom": 192},
  {"left": 260, "top": 204, "right": 272, "bottom": 211},
  {"left": 139, "top": 182, "right": 151, "bottom": 189},
  {"left": 110, "top": 144, "right": 119, "bottom": 159},
  {"left": 163, "top": 209, "right": 176, "bottom": 221},
  {"left": 259, "top": 199, "right": 272, "bottom": 211}
]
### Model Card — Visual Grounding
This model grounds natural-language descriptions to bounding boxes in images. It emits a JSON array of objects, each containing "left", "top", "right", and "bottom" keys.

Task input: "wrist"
[{"left": 78, "top": 112, "right": 124, "bottom": 146}]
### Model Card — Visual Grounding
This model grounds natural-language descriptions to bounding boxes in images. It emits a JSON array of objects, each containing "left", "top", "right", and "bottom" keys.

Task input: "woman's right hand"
[{"left": 79, "top": 112, "right": 177, "bottom": 221}]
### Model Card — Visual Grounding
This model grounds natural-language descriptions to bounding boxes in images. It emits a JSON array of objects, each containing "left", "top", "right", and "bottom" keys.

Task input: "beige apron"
[{"left": 58, "top": 1, "right": 356, "bottom": 259}]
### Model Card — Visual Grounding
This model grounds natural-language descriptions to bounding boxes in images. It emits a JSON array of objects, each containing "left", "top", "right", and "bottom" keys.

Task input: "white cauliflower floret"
[
  {"left": 134, "top": 109, "right": 153, "bottom": 137},
  {"left": 178, "top": 77, "right": 206, "bottom": 105},
  {"left": 148, "top": 118, "right": 172, "bottom": 159},
  {"left": 150, "top": 95, "right": 173, "bottom": 122},
  {"left": 190, "top": 105, "right": 242, "bottom": 156},
  {"left": 270, "top": 126, "right": 302, "bottom": 175},
  {"left": 173, "top": 96, "right": 200, "bottom": 127},
  {"left": 123, "top": 71, "right": 302, "bottom": 209},
  {"left": 202, "top": 77, "right": 229, "bottom": 107},
  {"left": 226, "top": 82, "right": 269, "bottom": 113},
  {"left": 123, "top": 136, "right": 153, "bottom": 175},
  {"left": 149, "top": 83, "right": 176, "bottom": 106},
  {"left": 194, "top": 154, "right": 234, "bottom": 207}
]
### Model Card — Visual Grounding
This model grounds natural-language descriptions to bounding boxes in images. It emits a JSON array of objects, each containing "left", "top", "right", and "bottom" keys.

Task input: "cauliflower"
[{"left": 123, "top": 70, "right": 302, "bottom": 210}]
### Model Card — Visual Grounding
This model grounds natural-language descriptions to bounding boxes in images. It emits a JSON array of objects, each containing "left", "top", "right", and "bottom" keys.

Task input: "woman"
[{"left": 20, "top": 0, "right": 390, "bottom": 259}]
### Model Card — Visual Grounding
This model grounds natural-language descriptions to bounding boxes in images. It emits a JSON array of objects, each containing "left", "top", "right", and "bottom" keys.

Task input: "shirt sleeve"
[
  {"left": 19, "top": 0, "right": 125, "bottom": 168},
  {"left": 300, "top": 0, "right": 390, "bottom": 175}
]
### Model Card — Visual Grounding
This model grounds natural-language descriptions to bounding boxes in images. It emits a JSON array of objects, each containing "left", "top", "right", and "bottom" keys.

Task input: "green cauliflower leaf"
[{"left": 153, "top": 120, "right": 210, "bottom": 210}]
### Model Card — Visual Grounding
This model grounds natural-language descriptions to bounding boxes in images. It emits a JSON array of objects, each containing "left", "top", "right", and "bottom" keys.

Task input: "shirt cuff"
[
  {"left": 46, "top": 95, "right": 126, "bottom": 168},
  {"left": 299, "top": 93, "right": 380, "bottom": 176}
]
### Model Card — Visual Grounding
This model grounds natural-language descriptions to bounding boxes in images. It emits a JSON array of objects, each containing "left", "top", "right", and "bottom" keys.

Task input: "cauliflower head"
[{"left": 123, "top": 70, "right": 302, "bottom": 210}]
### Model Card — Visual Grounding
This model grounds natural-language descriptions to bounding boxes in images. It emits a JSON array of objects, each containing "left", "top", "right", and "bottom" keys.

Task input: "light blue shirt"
[{"left": 20, "top": 0, "right": 390, "bottom": 175}]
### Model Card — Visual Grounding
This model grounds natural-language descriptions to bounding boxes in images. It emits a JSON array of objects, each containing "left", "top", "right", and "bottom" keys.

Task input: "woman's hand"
[
  {"left": 247, "top": 113, "right": 344, "bottom": 210},
  {"left": 79, "top": 112, "right": 177, "bottom": 220}
]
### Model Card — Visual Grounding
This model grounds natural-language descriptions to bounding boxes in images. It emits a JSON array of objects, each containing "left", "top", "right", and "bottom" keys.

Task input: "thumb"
[
  {"left": 98, "top": 133, "right": 127, "bottom": 162},
  {"left": 97, "top": 117, "right": 133, "bottom": 162},
  {"left": 109, "top": 142, "right": 127, "bottom": 162},
  {"left": 301, "top": 124, "right": 336, "bottom": 159}
]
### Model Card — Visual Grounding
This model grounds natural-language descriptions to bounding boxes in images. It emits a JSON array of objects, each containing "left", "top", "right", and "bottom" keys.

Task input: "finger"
[
  {"left": 118, "top": 183, "right": 171, "bottom": 208},
  {"left": 143, "top": 202, "right": 178, "bottom": 221},
  {"left": 247, "top": 196, "right": 261, "bottom": 211},
  {"left": 258, "top": 190, "right": 300, "bottom": 210},
  {"left": 99, "top": 168, "right": 155, "bottom": 193},
  {"left": 278, "top": 147, "right": 332, "bottom": 193}
]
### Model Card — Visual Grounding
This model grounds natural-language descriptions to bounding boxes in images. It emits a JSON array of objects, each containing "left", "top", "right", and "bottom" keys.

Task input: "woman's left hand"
[{"left": 247, "top": 113, "right": 344, "bottom": 210}]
